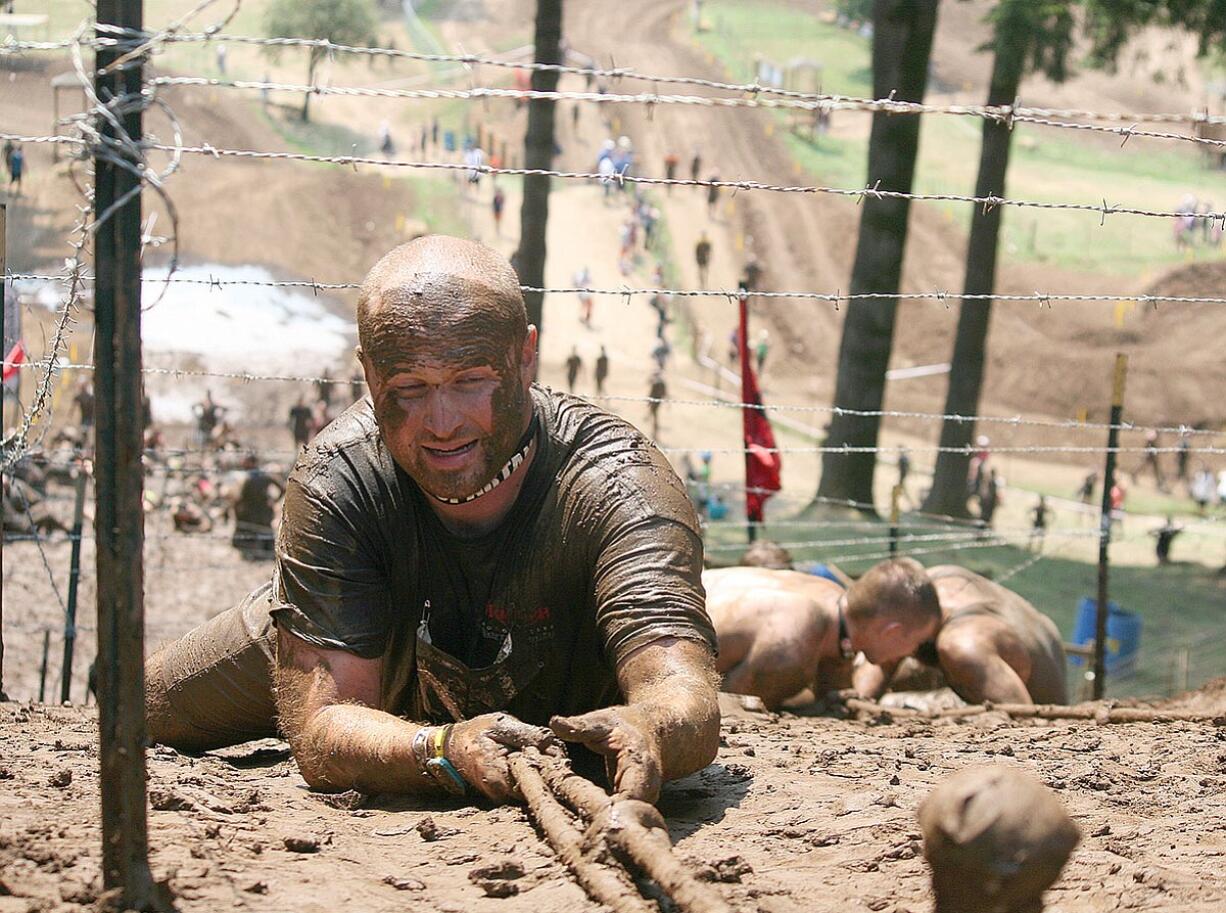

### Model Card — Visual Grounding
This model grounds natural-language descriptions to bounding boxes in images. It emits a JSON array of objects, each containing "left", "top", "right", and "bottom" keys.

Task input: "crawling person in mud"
[
  {"left": 145, "top": 236, "right": 720, "bottom": 806},
  {"left": 853, "top": 563, "right": 1068, "bottom": 706},
  {"left": 704, "top": 555, "right": 941, "bottom": 710}
]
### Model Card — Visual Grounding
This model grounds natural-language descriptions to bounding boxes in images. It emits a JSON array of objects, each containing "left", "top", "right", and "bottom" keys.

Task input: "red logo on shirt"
[{"left": 484, "top": 602, "right": 551, "bottom": 627}]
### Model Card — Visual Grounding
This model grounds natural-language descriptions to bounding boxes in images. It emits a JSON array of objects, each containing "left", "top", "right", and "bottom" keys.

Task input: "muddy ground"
[{"left": 2, "top": 686, "right": 1225, "bottom": 913}]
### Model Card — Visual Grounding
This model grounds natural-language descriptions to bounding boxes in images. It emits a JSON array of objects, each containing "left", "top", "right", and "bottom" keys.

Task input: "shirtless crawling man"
[
  {"left": 705, "top": 556, "right": 1066, "bottom": 708},
  {"left": 704, "top": 557, "right": 941, "bottom": 709}
]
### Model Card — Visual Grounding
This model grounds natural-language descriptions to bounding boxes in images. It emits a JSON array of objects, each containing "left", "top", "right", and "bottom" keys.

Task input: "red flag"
[
  {"left": 3, "top": 341, "right": 25, "bottom": 381},
  {"left": 739, "top": 295, "right": 780, "bottom": 522}
]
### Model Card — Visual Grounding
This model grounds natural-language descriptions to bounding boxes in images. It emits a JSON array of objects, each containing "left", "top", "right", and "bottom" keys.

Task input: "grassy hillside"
[{"left": 696, "top": 0, "right": 1226, "bottom": 279}]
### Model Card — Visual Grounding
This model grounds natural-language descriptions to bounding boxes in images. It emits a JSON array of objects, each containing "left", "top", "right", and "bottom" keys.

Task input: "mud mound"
[{"left": 1157, "top": 675, "right": 1226, "bottom": 715}]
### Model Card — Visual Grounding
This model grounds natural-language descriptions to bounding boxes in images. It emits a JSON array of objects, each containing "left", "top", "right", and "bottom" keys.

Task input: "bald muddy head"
[
  {"left": 919, "top": 766, "right": 1080, "bottom": 913},
  {"left": 356, "top": 236, "right": 536, "bottom": 502}
]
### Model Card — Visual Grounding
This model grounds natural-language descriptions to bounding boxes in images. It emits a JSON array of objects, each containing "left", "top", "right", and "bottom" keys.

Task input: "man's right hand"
[{"left": 445, "top": 712, "right": 559, "bottom": 804}]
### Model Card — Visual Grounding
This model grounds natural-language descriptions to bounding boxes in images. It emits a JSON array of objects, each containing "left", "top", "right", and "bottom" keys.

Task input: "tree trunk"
[
  {"left": 922, "top": 14, "right": 1031, "bottom": 517},
  {"left": 813, "top": 0, "right": 940, "bottom": 514},
  {"left": 515, "top": 0, "right": 564, "bottom": 344}
]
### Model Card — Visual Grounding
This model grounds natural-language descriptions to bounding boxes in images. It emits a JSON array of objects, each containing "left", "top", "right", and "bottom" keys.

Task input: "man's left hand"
[{"left": 550, "top": 706, "right": 662, "bottom": 803}]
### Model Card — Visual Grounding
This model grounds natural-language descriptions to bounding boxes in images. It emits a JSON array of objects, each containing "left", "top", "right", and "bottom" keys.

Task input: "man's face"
[
  {"left": 851, "top": 612, "right": 937, "bottom": 666},
  {"left": 365, "top": 330, "right": 536, "bottom": 502}
]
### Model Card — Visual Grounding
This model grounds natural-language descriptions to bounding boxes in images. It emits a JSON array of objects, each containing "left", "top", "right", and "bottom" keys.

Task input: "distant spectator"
[
  {"left": 288, "top": 395, "right": 313, "bottom": 448},
  {"left": 1190, "top": 466, "right": 1215, "bottom": 515},
  {"left": 695, "top": 232, "right": 712, "bottom": 287},
  {"left": 194, "top": 390, "right": 223, "bottom": 447},
  {"left": 1131, "top": 429, "right": 1166, "bottom": 491},
  {"left": 754, "top": 329, "right": 769, "bottom": 375},
  {"left": 8, "top": 145, "right": 24, "bottom": 194},
  {"left": 232, "top": 453, "right": 285, "bottom": 561},
  {"left": 978, "top": 469, "right": 1000, "bottom": 531},
  {"left": 73, "top": 380, "right": 95, "bottom": 429},
  {"left": 316, "top": 369, "right": 333, "bottom": 409},
  {"left": 492, "top": 184, "right": 506, "bottom": 235},
  {"left": 1176, "top": 431, "right": 1192, "bottom": 483},
  {"left": 1075, "top": 470, "right": 1097, "bottom": 505},
  {"left": 564, "top": 346, "right": 582, "bottom": 393},
  {"left": 594, "top": 345, "right": 609, "bottom": 395},
  {"left": 1029, "top": 495, "right": 1049, "bottom": 552},
  {"left": 573, "top": 266, "right": 594, "bottom": 326},
  {"left": 647, "top": 372, "right": 667, "bottom": 438},
  {"left": 1151, "top": 515, "right": 1184, "bottom": 565},
  {"left": 349, "top": 370, "right": 364, "bottom": 404}
]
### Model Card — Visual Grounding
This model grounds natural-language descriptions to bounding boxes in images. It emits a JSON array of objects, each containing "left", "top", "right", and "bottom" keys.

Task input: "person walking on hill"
[
  {"left": 664, "top": 151, "right": 680, "bottom": 193},
  {"left": 647, "top": 372, "right": 667, "bottom": 438},
  {"left": 1131, "top": 429, "right": 1167, "bottom": 492},
  {"left": 695, "top": 232, "right": 712, "bottom": 287},
  {"left": 7, "top": 145, "right": 24, "bottom": 195},
  {"left": 565, "top": 346, "right": 583, "bottom": 393},
  {"left": 491, "top": 184, "right": 506, "bottom": 236},
  {"left": 706, "top": 173, "right": 721, "bottom": 220},
  {"left": 754, "top": 329, "right": 770, "bottom": 375},
  {"left": 595, "top": 345, "right": 609, "bottom": 395},
  {"left": 573, "top": 266, "right": 594, "bottom": 326},
  {"left": 1029, "top": 495, "right": 1049, "bottom": 552},
  {"left": 288, "top": 395, "right": 314, "bottom": 449},
  {"left": 316, "top": 369, "right": 333, "bottom": 409},
  {"left": 1151, "top": 515, "right": 1184, "bottom": 565},
  {"left": 690, "top": 148, "right": 702, "bottom": 182}
]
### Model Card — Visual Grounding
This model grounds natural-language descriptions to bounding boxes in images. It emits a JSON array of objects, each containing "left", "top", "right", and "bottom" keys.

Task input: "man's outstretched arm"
[
  {"left": 551, "top": 637, "right": 720, "bottom": 804},
  {"left": 275, "top": 626, "right": 555, "bottom": 802}
]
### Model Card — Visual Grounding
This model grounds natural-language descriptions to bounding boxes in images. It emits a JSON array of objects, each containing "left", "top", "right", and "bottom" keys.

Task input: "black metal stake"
[
  {"left": 61, "top": 466, "right": 88, "bottom": 703},
  {"left": 94, "top": 2, "right": 163, "bottom": 907},
  {"left": 38, "top": 630, "right": 49, "bottom": 703},
  {"left": 888, "top": 484, "right": 902, "bottom": 556},
  {"left": 1093, "top": 354, "right": 1127, "bottom": 701}
]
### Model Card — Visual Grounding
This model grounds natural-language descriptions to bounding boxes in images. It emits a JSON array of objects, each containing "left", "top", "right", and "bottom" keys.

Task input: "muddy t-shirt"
[{"left": 269, "top": 385, "right": 714, "bottom": 725}]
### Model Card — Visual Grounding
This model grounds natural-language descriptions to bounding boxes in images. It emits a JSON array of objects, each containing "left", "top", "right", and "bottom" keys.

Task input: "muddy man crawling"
[{"left": 146, "top": 236, "right": 720, "bottom": 804}]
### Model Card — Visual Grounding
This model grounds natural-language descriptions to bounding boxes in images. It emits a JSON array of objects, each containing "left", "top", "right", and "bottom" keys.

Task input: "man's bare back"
[
  {"left": 925, "top": 565, "right": 1068, "bottom": 705},
  {"left": 856, "top": 565, "right": 1068, "bottom": 706},
  {"left": 704, "top": 567, "right": 847, "bottom": 709}
]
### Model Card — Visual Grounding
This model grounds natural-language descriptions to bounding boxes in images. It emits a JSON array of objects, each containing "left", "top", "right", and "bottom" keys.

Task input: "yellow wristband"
[{"left": 432, "top": 724, "right": 448, "bottom": 759}]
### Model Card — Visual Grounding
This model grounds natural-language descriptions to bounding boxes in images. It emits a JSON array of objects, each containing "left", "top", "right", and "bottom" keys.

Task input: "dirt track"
[{"left": 2, "top": 689, "right": 1225, "bottom": 912}]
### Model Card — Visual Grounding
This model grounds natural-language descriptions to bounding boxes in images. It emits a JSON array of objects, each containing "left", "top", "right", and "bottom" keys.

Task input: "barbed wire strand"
[
  {"left": 9, "top": 131, "right": 1226, "bottom": 226},
  {"left": 13, "top": 29, "right": 1226, "bottom": 133},
  {"left": 4, "top": 357, "right": 1221, "bottom": 441},
  {"left": 15, "top": 270, "right": 1226, "bottom": 312}
]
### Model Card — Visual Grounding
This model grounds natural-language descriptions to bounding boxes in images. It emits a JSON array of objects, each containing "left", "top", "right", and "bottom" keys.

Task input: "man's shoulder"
[
  {"left": 535, "top": 386, "right": 694, "bottom": 524},
  {"left": 290, "top": 399, "right": 389, "bottom": 489}
]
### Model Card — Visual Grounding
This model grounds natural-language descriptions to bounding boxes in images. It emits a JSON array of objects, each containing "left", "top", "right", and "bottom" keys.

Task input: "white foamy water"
[
  {"left": 141, "top": 264, "right": 352, "bottom": 369},
  {"left": 12, "top": 263, "right": 354, "bottom": 424}
]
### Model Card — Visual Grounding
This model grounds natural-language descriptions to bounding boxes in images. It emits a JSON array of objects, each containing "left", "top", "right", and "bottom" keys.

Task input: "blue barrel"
[{"left": 1071, "top": 597, "right": 1142, "bottom": 672}]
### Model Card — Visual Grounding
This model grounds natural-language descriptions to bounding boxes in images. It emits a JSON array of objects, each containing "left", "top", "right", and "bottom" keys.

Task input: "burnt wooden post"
[
  {"left": 94, "top": 2, "right": 162, "bottom": 905},
  {"left": 1093, "top": 354, "right": 1127, "bottom": 701}
]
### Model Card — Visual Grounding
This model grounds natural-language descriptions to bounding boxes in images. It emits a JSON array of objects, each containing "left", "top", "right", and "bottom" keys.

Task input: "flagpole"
[{"left": 738, "top": 292, "right": 756, "bottom": 543}]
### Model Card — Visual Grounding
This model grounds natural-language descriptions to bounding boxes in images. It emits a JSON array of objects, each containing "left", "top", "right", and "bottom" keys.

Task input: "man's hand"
[
  {"left": 447, "top": 712, "right": 559, "bottom": 804},
  {"left": 550, "top": 706, "right": 663, "bottom": 804}
]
